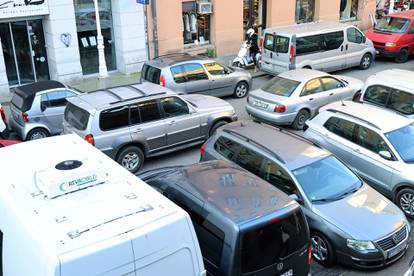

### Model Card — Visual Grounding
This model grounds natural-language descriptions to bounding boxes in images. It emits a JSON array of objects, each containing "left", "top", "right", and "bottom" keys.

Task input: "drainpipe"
[
  {"left": 151, "top": 0, "right": 159, "bottom": 58},
  {"left": 93, "top": 0, "right": 108, "bottom": 78}
]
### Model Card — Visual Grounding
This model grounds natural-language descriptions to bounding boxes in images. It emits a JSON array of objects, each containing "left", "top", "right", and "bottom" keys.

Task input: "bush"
[{"left": 207, "top": 48, "right": 215, "bottom": 58}]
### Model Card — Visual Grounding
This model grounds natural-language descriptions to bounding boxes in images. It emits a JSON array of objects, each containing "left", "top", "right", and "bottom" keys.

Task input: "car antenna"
[{"left": 339, "top": 96, "right": 346, "bottom": 106}]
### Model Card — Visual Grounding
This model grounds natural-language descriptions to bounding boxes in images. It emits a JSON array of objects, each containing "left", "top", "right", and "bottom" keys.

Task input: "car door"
[
  {"left": 345, "top": 27, "right": 367, "bottom": 67},
  {"left": 320, "top": 31, "right": 346, "bottom": 72},
  {"left": 404, "top": 21, "right": 414, "bottom": 55},
  {"left": 203, "top": 62, "right": 234, "bottom": 97},
  {"left": 182, "top": 63, "right": 212, "bottom": 94},
  {"left": 299, "top": 78, "right": 327, "bottom": 116},
  {"left": 40, "top": 90, "right": 75, "bottom": 134},
  {"left": 296, "top": 35, "right": 323, "bottom": 70},
  {"left": 130, "top": 100, "right": 167, "bottom": 152},
  {"left": 352, "top": 125, "right": 396, "bottom": 194},
  {"left": 319, "top": 76, "right": 351, "bottom": 103},
  {"left": 160, "top": 96, "right": 202, "bottom": 146}
]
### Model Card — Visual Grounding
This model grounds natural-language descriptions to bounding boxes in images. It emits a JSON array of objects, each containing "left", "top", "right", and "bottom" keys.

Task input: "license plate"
[
  {"left": 281, "top": 269, "right": 293, "bottom": 276},
  {"left": 252, "top": 100, "right": 268, "bottom": 109},
  {"left": 388, "top": 241, "right": 407, "bottom": 259}
]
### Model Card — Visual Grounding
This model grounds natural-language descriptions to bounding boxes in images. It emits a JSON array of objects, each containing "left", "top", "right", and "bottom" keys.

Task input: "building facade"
[
  {"left": 0, "top": 0, "right": 147, "bottom": 101},
  {"left": 146, "top": 0, "right": 376, "bottom": 58}
]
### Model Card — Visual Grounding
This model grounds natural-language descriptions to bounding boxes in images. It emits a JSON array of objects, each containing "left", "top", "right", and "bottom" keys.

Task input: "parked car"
[
  {"left": 0, "top": 139, "right": 20, "bottom": 148},
  {"left": 260, "top": 21, "right": 375, "bottom": 75},
  {"left": 405, "top": 256, "right": 414, "bottom": 276},
  {"left": 246, "top": 69, "right": 363, "bottom": 129},
  {"left": 0, "top": 134, "right": 205, "bottom": 276},
  {"left": 304, "top": 100, "right": 414, "bottom": 218},
  {"left": 141, "top": 53, "right": 252, "bottom": 98},
  {"left": 63, "top": 82, "right": 237, "bottom": 173},
  {"left": 366, "top": 10, "right": 414, "bottom": 63},
  {"left": 200, "top": 120, "right": 410, "bottom": 268},
  {"left": 8, "top": 81, "right": 80, "bottom": 140},
  {"left": 139, "top": 160, "right": 311, "bottom": 276},
  {"left": 355, "top": 69, "right": 414, "bottom": 119},
  {"left": 0, "top": 103, "right": 7, "bottom": 138}
]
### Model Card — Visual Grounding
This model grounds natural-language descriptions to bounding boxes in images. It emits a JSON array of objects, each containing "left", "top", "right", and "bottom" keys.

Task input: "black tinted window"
[
  {"left": 183, "top": 63, "right": 208, "bottom": 82},
  {"left": 42, "top": 91, "right": 68, "bottom": 108},
  {"left": 233, "top": 146, "right": 264, "bottom": 176},
  {"left": 347, "top": 27, "right": 364, "bottom": 44},
  {"left": 363, "top": 85, "right": 390, "bottom": 106},
  {"left": 64, "top": 103, "right": 90, "bottom": 131},
  {"left": 171, "top": 65, "right": 186, "bottom": 83},
  {"left": 320, "top": 77, "right": 344, "bottom": 90},
  {"left": 142, "top": 64, "right": 161, "bottom": 84},
  {"left": 100, "top": 105, "right": 130, "bottom": 131},
  {"left": 139, "top": 100, "right": 161, "bottom": 123},
  {"left": 356, "top": 126, "right": 391, "bottom": 154},
  {"left": 324, "top": 117, "right": 356, "bottom": 141},
  {"left": 296, "top": 35, "right": 321, "bottom": 55},
  {"left": 241, "top": 210, "right": 308, "bottom": 273},
  {"left": 388, "top": 89, "right": 414, "bottom": 115},
  {"left": 323, "top": 31, "right": 344, "bottom": 50},
  {"left": 275, "top": 36, "right": 290, "bottom": 53},
  {"left": 214, "top": 136, "right": 242, "bottom": 160},
  {"left": 263, "top": 159, "right": 298, "bottom": 195},
  {"left": 264, "top": 33, "right": 275, "bottom": 51},
  {"left": 161, "top": 97, "right": 189, "bottom": 117}
]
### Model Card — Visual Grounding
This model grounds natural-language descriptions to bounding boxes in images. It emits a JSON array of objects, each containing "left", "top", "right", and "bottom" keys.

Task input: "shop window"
[
  {"left": 182, "top": 2, "right": 210, "bottom": 45},
  {"left": 340, "top": 0, "right": 359, "bottom": 21},
  {"left": 74, "top": 0, "right": 116, "bottom": 74},
  {"left": 243, "top": 0, "right": 266, "bottom": 34},
  {"left": 295, "top": 0, "right": 315, "bottom": 24}
]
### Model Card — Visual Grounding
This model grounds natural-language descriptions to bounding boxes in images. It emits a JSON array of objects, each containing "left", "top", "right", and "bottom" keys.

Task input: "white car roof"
[
  {"left": 320, "top": 101, "right": 414, "bottom": 133},
  {"left": 0, "top": 134, "right": 184, "bottom": 256},
  {"left": 264, "top": 21, "right": 350, "bottom": 37},
  {"left": 365, "top": 69, "right": 414, "bottom": 93}
]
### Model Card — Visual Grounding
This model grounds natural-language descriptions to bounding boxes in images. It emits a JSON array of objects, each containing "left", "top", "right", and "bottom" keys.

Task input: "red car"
[
  {"left": 0, "top": 140, "right": 20, "bottom": 148},
  {"left": 366, "top": 9, "right": 414, "bottom": 63}
]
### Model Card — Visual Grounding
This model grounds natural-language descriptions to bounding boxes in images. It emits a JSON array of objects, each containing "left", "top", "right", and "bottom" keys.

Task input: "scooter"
[
  {"left": 232, "top": 41, "right": 261, "bottom": 69},
  {"left": 404, "top": 256, "right": 414, "bottom": 276}
]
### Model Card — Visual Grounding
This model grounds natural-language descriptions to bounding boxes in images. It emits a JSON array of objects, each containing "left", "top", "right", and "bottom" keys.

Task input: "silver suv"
[
  {"left": 63, "top": 82, "right": 237, "bottom": 172},
  {"left": 304, "top": 101, "right": 414, "bottom": 218},
  {"left": 141, "top": 53, "right": 252, "bottom": 98}
]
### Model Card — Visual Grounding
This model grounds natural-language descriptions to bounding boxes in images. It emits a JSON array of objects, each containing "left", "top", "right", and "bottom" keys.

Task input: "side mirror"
[
  {"left": 362, "top": 36, "right": 367, "bottom": 43},
  {"left": 379, "top": 150, "right": 393, "bottom": 161},
  {"left": 289, "top": 194, "right": 302, "bottom": 203},
  {"left": 40, "top": 103, "right": 47, "bottom": 112}
]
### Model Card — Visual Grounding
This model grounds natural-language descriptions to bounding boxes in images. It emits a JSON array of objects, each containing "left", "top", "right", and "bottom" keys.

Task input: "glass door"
[
  {"left": 0, "top": 23, "right": 18, "bottom": 85},
  {"left": 28, "top": 20, "right": 49, "bottom": 81},
  {"left": 11, "top": 21, "right": 35, "bottom": 84}
]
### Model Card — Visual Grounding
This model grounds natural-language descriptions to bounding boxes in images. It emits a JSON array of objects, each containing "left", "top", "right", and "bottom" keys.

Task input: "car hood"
[
  {"left": 366, "top": 29, "right": 404, "bottom": 43},
  {"left": 312, "top": 184, "right": 406, "bottom": 240},
  {"left": 181, "top": 94, "right": 235, "bottom": 111}
]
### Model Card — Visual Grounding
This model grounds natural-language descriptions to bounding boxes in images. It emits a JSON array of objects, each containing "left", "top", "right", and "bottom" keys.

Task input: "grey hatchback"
[
  {"left": 201, "top": 120, "right": 410, "bottom": 269},
  {"left": 141, "top": 53, "right": 252, "bottom": 98}
]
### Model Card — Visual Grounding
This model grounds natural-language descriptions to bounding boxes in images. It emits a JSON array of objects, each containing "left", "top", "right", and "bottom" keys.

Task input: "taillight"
[
  {"left": 22, "top": 112, "right": 29, "bottom": 123},
  {"left": 273, "top": 104, "right": 286, "bottom": 113},
  {"left": 308, "top": 244, "right": 312, "bottom": 265},
  {"left": 268, "top": 217, "right": 280, "bottom": 225},
  {"left": 289, "top": 45, "right": 294, "bottom": 63},
  {"left": 246, "top": 95, "right": 250, "bottom": 103},
  {"left": 0, "top": 106, "right": 6, "bottom": 124},
  {"left": 200, "top": 143, "right": 206, "bottom": 156},
  {"left": 85, "top": 134, "right": 95, "bottom": 146},
  {"left": 160, "top": 75, "right": 166, "bottom": 87},
  {"left": 259, "top": 37, "right": 263, "bottom": 53}
]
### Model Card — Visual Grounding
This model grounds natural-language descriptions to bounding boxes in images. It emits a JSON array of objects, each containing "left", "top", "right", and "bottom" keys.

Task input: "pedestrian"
[{"left": 246, "top": 27, "right": 259, "bottom": 72}]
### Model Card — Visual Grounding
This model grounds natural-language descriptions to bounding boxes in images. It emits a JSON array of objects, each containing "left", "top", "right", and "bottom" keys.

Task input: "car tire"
[
  {"left": 395, "top": 49, "right": 409, "bottom": 63},
  {"left": 359, "top": 53, "right": 372, "bottom": 70},
  {"left": 292, "top": 109, "right": 310, "bottom": 130},
  {"left": 209, "top": 120, "right": 227, "bottom": 137},
  {"left": 311, "top": 232, "right": 335, "bottom": 267},
  {"left": 26, "top": 128, "right": 50, "bottom": 141},
  {"left": 395, "top": 188, "right": 414, "bottom": 219},
  {"left": 234, "top": 82, "right": 249, "bottom": 98},
  {"left": 116, "top": 146, "right": 144, "bottom": 173}
]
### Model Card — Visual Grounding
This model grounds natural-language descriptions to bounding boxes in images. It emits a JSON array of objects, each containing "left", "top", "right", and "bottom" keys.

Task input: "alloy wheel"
[
  {"left": 235, "top": 83, "right": 248, "bottom": 98},
  {"left": 400, "top": 192, "right": 414, "bottom": 216},
  {"left": 362, "top": 56, "right": 371, "bottom": 68},
  {"left": 121, "top": 152, "right": 140, "bottom": 171},
  {"left": 30, "top": 131, "right": 47, "bottom": 140},
  {"left": 311, "top": 236, "right": 328, "bottom": 262}
]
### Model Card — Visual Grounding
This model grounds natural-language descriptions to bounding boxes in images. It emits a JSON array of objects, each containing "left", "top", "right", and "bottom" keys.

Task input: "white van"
[
  {"left": 0, "top": 134, "right": 205, "bottom": 276},
  {"left": 260, "top": 21, "right": 376, "bottom": 75}
]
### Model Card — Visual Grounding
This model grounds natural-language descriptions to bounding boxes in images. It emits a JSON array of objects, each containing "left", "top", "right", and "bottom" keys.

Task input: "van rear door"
[{"left": 261, "top": 32, "right": 292, "bottom": 75}]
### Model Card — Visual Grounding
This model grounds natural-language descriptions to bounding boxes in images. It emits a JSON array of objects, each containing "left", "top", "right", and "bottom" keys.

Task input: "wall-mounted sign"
[{"left": 0, "top": 0, "right": 49, "bottom": 19}]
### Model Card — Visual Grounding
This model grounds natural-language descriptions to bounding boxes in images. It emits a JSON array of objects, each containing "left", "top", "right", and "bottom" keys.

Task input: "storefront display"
[
  {"left": 243, "top": 0, "right": 266, "bottom": 35},
  {"left": 340, "top": 0, "right": 359, "bottom": 21},
  {"left": 182, "top": 2, "right": 210, "bottom": 45},
  {"left": 296, "top": 0, "right": 315, "bottom": 23}
]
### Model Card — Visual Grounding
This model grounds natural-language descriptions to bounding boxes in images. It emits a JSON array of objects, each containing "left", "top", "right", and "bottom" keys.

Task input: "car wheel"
[
  {"left": 209, "top": 120, "right": 227, "bottom": 137},
  {"left": 311, "top": 232, "right": 335, "bottom": 267},
  {"left": 359, "top": 53, "right": 372, "bottom": 70},
  {"left": 117, "top": 146, "right": 144, "bottom": 173},
  {"left": 26, "top": 128, "right": 50, "bottom": 141},
  {"left": 292, "top": 109, "right": 310, "bottom": 130},
  {"left": 234, "top": 82, "right": 249, "bottom": 98},
  {"left": 395, "top": 49, "right": 409, "bottom": 63},
  {"left": 396, "top": 188, "right": 414, "bottom": 219}
]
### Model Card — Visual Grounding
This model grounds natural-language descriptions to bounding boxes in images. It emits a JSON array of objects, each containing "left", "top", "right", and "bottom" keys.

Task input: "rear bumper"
[
  {"left": 246, "top": 105, "right": 296, "bottom": 125},
  {"left": 9, "top": 117, "right": 27, "bottom": 140}
]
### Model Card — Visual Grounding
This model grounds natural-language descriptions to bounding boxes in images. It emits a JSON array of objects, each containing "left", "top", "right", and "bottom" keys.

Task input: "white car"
[{"left": 0, "top": 103, "right": 7, "bottom": 137}]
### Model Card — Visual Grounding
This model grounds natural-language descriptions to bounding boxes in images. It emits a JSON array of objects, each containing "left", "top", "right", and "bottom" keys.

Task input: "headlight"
[
  {"left": 347, "top": 239, "right": 377, "bottom": 252},
  {"left": 385, "top": 42, "right": 397, "bottom": 47}
]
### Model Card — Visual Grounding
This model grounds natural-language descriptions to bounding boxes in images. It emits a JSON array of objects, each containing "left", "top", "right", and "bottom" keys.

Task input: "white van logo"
[{"left": 60, "top": 174, "right": 98, "bottom": 192}]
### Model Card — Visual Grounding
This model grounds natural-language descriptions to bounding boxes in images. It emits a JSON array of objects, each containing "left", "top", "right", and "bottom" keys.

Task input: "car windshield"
[
  {"left": 385, "top": 123, "right": 414, "bottom": 163},
  {"left": 292, "top": 156, "right": 362, "bottom": 203},
  {"left": 374, "top": 17, "right": 410, "bottom": 33},
  {"left": 261, "top": 76, "right": 300, "bottom": 97}
]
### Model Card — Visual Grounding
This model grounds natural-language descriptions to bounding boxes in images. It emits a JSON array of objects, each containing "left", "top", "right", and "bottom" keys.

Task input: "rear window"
[
  {"left": 241, "top": 209, "right": 308, "bottom": 273},
  {"left": 264, "top": 33, "right": 289, "bottom": 53},
  {"left": 363, "top": 85, "right": 390, "bottom": 106},
  {"left": 64, "top": 102, "right": 90, "bottom": 131},
  {"left": 11, "top": 91, "right": 34, "bottom": 112},
  {"left": 141, "top": 64, "right": 161, "bottom": 84},
  {"left": 261, "top": 76, "right": 300, "bottom": 97}
]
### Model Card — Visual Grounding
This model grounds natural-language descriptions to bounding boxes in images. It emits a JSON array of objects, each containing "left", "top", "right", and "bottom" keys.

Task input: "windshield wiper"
[{"left": 312, "top": 186, "right": 360, "bottom": 204}]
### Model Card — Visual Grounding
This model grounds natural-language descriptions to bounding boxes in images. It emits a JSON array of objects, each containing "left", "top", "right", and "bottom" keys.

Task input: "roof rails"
[
  {"left": 153, "top": 52, "right": 191, "bottom": 60},
  {"left": 109, "top": 92, "right": 167, "bottom": 105},
  {"left": 222, "top": 128, "right": 286, "bottom": 164},
  {"left": 326, "top": 109, "right": 381, "bottom": 130}
]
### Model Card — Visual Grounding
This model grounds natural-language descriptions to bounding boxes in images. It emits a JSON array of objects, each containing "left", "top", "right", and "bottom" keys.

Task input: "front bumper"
[
  {"left": 375, "top": 47, "right": 400, "bottom": 58},
  {"left": 246, "top": 104, "right": 296, "bottom": 126}
]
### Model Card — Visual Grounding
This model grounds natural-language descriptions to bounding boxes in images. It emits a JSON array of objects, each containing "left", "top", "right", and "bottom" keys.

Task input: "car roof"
[
  {"left": 69, "top": 82, "right": 175, "bottom": 110},
  {"left": 278, "top": 69, "right": 329, "bottom": 82},
  {"left": 160, "top": 160, "right": 296, "bottom": 225},
  {"left": 0, "top": 134, "right": 185, "bottom": 256},
  {"left": 366, "top": 69, "right": 414, "bottom": 92},
  {"left": 220, "top": 120, "right": 330, "bottom": 170},
  {"left": 321, "top": 101, "right": 414, "bottom": 133},
  {"left": 146, "top": 53, "right": 209, "bottom": 68},
  {"left": 15, "top": 80, "right": 66, "bottom": 95},
  {"left": 265, "top": 21, "right": 349, "bottom": 36},
  {"left": 387, "top": 9, "right": 414, "bottom": 20}
]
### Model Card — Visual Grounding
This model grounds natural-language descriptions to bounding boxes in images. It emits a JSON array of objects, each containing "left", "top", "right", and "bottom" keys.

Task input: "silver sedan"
[{"left": 246, "top": 69, "right": 363, "bottom": 129}]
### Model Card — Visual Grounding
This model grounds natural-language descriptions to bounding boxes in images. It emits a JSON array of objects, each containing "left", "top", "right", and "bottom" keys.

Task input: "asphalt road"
[{"left": 141, "top": 57, "right": 414, "bottom": 276}]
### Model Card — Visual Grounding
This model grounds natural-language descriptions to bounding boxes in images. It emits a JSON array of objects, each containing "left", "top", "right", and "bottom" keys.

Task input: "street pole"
[
  {"left": 151, "top": 0, "right": 159, "bottom": 58},
  {"left": 93, "top": 0, "right": 108, "bottom": 78}
]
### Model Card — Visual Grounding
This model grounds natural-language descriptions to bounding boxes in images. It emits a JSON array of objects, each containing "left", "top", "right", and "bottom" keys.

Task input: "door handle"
[
  {"left": 309, "top": 98, "right": 314, "bottom": 101},
  {"left": 353, "top": 148, "right": 361, "bottom": 154},
  {"left": 329, "top": 93, "right": 334, "bottom": 96},
  {"left": 346, "top": 44, "right": 349, "bottom": 50},
  {"left": 133, "top": 128, "right": 142, "bottom": 133},
  {"left": 168, "top": 120, "right": 176, "bottom": 125},
  {"left": 341, "top": 45, "right": 344, "bottom": 51},
  {"left": 270, "top": 52, "right": 273, "bottom": 58}
]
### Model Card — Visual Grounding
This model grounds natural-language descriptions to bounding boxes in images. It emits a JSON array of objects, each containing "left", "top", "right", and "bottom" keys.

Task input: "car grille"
[
  {"left": 372, "top": 41, "right": 386, "bottom": 47},
  {"left": 376, "top": 225, "right": 408, "bottom": 251}
]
